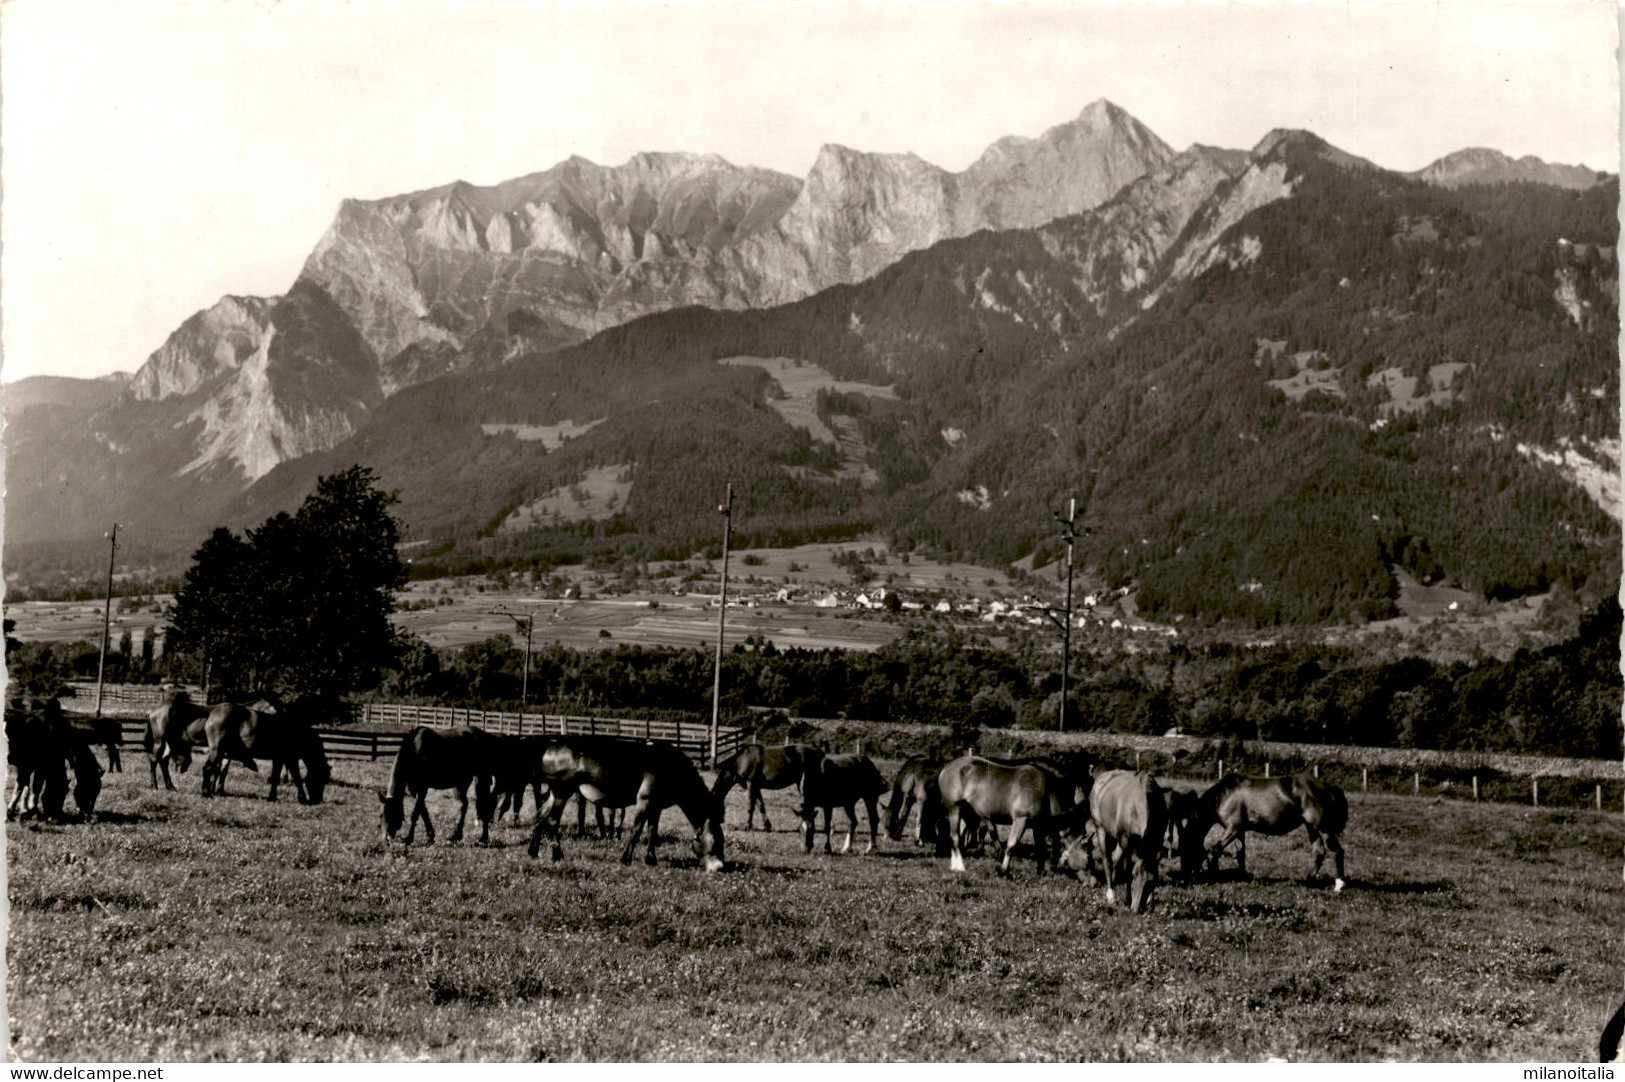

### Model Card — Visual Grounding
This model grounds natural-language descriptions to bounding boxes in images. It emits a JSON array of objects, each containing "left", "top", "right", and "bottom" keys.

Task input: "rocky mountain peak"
[{"left": 1413, "top": 147, "right": 1608, "bottom": 189}]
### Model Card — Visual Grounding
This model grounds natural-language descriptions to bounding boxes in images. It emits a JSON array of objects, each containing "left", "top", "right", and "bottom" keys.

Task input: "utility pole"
[
  {"left": 1052, "top": 500, "right": 1087, "bottom": 733},
  {"left": 709, "top": 483, "right": 734, "bottom": 767},
  {"left": 494, "top": 610, "right": 536, "bottom": 709},
  {"left": 94, "top": 523, "right": 119, "bottom": 721}
]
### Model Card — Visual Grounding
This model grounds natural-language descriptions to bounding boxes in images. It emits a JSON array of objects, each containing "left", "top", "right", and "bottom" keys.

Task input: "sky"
[{"left": 1, "top": 0, "right": 1619, "bottom": 384}]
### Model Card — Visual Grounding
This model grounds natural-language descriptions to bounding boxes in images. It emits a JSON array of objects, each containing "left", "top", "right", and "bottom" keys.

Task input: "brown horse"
[
  {"left": 526, "top": 736, "right": 724, "bottom": 871},
  {"left": 1201, "top": 772, "right": 1348, "bottom": 891},
  {"left": 200, "top": 699, "right": 329, "bottom": 804},
  {"left": 799, "top": 753, "right": 886, "bottom": 855},
  {"left": 936, "top": 755, "right": 1076, "bottom": 875},
  {"left": 7, "top": 699, "right": 102, "bottom": 821},
  {"left": 884, "top": 754, "right": 944, "bottom": 844},
  {"left": 145, "top": 687, "right": 211, "bottom": 790},
  {"left": 710, "top": 742, "right": 819, "bottom": 830},
  {"left": 1066, "top": 770, "right": 1166, "bottom": 913},
  {"left": 380, "top": 726, "right": 498, "bottom": 844}
]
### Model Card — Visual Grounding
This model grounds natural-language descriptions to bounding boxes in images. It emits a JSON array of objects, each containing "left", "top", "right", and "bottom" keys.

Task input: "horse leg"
[
  {"left": 1002, "top": 816, "right": 1030, "bottom": 876},
  {"left": 752, "top": 784, "right": 771, "bottom": 832},
  {"left": 527, "top": 789, "right": 570, "bottom": 860},
  {"left": 839, "top": 802, "right": 858, "bottom": 854},
  {"left": 1102, "top": 836, "right": 1122, "bottom": 907},
  {"left": 450, "top": 783, "right": 469, "bottom": 843},
  {"left": 266, "top": 757, "right": 281, "bottom": 802},
  {"left": 947, "top": 806, "right": 967, "bottom": 872},
  {"left": 822, "top": 806, "right": 836, "bottom": 854},
  {"left": 864, "top": 796, "right": 878, "bottom": 854},
  {"left": 619, "top": 798, "right": 655, "bottom": 865},
  {"left": 1324, "top": 830, "right": 1347, "bottom": 892},
  {"left": 1130, "top": 846, "right": 1152, "bottom": 914}
]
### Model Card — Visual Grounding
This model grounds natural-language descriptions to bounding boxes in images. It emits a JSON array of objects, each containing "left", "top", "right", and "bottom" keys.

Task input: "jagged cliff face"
[
  {"left": 90, "top": 99, "right": 1179, "bottom": 491},
  {"left": 1413, "top": 147, "right": 1608, "bottom": 189},
  {"left": 4, "top": 100, "right": 1262, "bottom": 547}
]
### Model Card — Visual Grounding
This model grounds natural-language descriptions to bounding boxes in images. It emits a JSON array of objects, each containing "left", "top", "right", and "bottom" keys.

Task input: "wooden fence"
[{"left": 113, "top": 705, "right": 745, "bottom": 766}]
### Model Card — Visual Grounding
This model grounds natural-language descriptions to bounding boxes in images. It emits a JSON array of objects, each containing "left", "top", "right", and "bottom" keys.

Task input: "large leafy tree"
[{"left": 166, "top": 466, "right": 407, "bottom": 699}]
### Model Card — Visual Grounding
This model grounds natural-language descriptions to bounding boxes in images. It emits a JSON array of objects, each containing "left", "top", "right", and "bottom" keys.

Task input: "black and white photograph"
[{"left": 2, "top": 0, "right": 1621, "bottom": 1064}]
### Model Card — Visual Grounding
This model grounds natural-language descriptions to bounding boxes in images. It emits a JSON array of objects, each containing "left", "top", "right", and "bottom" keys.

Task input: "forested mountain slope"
[{"left": 237, "top": 133, "right": 1619, "bottom": 625}]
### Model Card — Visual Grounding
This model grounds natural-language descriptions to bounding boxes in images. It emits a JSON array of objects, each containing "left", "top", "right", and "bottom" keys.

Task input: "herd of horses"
[
  {"left": 374, "top": 730, "right": 1348, "bottom": 912},
  {"left": 6, "top": 688, "right": 1349, "bottom": 913}
]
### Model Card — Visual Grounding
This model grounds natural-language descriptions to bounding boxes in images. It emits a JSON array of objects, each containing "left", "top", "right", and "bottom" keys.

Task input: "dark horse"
[
  {"left": 799, "top": 753, "right": 886, "bottom": 855},
  {"left": 1065, "top": 770, "right": 1166, "bottom": 913},
  {"left": 710, "top": 742, "right": 819, "bottom": 830},
  {"left": 884, "top": 754, "right": 944, "bottom": 844},
  {"left": 936, "top": 755, "right": 1076, "bottom": 875},
  {"left": 1200, "top": 772, "right": 1348, "bottom": 891},
  {"left": 1159, "top": 779, "right": 1212, "bottom": 880},
  {"left": 145, "top": 686, "right": 210, "bottom": 790},
  {"left": 200, "top": 699, "right": 329, "bottom": 804},
  {"left": 68, "top": 715, "right": 123, "bottom": 773},
  {"left": 527, "top": 736, "right": 724, "bottom": 871},
  {"left": 380, "top": 726, "right": 498, "bottom": 844},
  {"left": 7, "top": 698, "right": 102, "bottom": 820}
]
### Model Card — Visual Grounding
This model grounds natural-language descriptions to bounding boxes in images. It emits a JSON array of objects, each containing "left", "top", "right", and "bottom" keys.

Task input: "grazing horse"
[
  {"left": 710, "top": 743, "right": 819, "bottom": 830},
  {"left": 1066, "top": 770, "right": 1166, "bottom": 913},
  {"left": 380, "top": 726, "right": 498, "bottom": 844},
  {"left": 145, "top": 687, "right": 211, "bottom": 790},
  {"left": 6, "top": 699, "right": 102, "bottom": 820},
  {"left": 884, "top": 755, "right": 944, "bottom": 844},
  {"left": 200, "top": 700, "right": 329, "bottom": 804},
  {"left": 526, "top": 736, "right": 724, "bottom": 871},
  {"left": 936, "top": 755, "right": 1076, "bottom": 875},
  {"left": 1159, "top": 779, "right": 1212, "bottom": 880},
  {"left": 1202, "top": 772, "right": 1347, "bottom": 891},
  {"left": 799, "top": 753, "right": 886, "bottom": 855}
]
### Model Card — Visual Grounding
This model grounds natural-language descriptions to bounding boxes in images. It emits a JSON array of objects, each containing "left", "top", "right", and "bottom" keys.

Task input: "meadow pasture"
[{"left": 6, "top": 756, "right": 1621, "bottom": 1062}]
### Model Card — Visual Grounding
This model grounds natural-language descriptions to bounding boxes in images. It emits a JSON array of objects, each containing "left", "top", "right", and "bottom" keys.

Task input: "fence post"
[
  {"left": 1472, "top": 775, "right": 1479, "bottom": 801},
  {"left": 1532, "top": 778, "right": 1539, "bottom": 807},
  {"left": 1596, "top": 784, "right": 1603, "bottom": 812},
  {"left": 1313, "top": 763, "right": 1320, "bottom": 778},
  {"left": 1413, "top": 772, "right": 1420, "bottom": 796},
  {"left": 1361, "top": 767, "right": 1368, "bottom": 793},
  {"left": 1264, "top": 760, "right": 1271, "bottom": 778},
  {"left": 1218, "top": 759, "right": 1224, "bottom": 779}
]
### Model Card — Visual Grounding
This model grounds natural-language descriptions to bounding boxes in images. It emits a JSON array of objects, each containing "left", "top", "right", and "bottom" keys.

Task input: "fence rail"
[{"left": 113, "top": 706, "right": 745, "bottom": 765}]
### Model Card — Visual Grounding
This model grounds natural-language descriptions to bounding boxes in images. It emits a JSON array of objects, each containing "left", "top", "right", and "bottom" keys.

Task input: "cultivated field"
[{"left": 7, "top": 759, "right": 1622, "bottom": 1062}]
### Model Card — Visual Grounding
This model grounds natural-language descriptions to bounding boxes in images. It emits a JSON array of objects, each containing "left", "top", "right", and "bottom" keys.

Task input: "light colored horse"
[
  {"left": 1067, "top": 770, "right": 1166, "bottom": 913},
  {"left": 937, "top": 755, "right": 1076, "bottom": 875},
  {"left": 1202, "top": 772, "right": 1348, "bottom": 891}
]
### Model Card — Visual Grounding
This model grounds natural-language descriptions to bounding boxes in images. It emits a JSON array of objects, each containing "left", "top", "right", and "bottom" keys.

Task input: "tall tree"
[{"left": 165, "top": 466, "right": 407, "bottom": 700}]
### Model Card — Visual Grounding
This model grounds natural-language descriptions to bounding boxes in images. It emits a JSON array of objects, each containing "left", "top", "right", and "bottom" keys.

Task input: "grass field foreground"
[{"left": 6, "top": 759, "right": 1622, "bottom": 1061}]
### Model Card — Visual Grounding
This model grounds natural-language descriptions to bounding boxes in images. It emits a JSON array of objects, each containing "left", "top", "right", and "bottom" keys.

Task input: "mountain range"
[{"left": 5, "top": 101, "right": 1618, "bottom": 625}]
